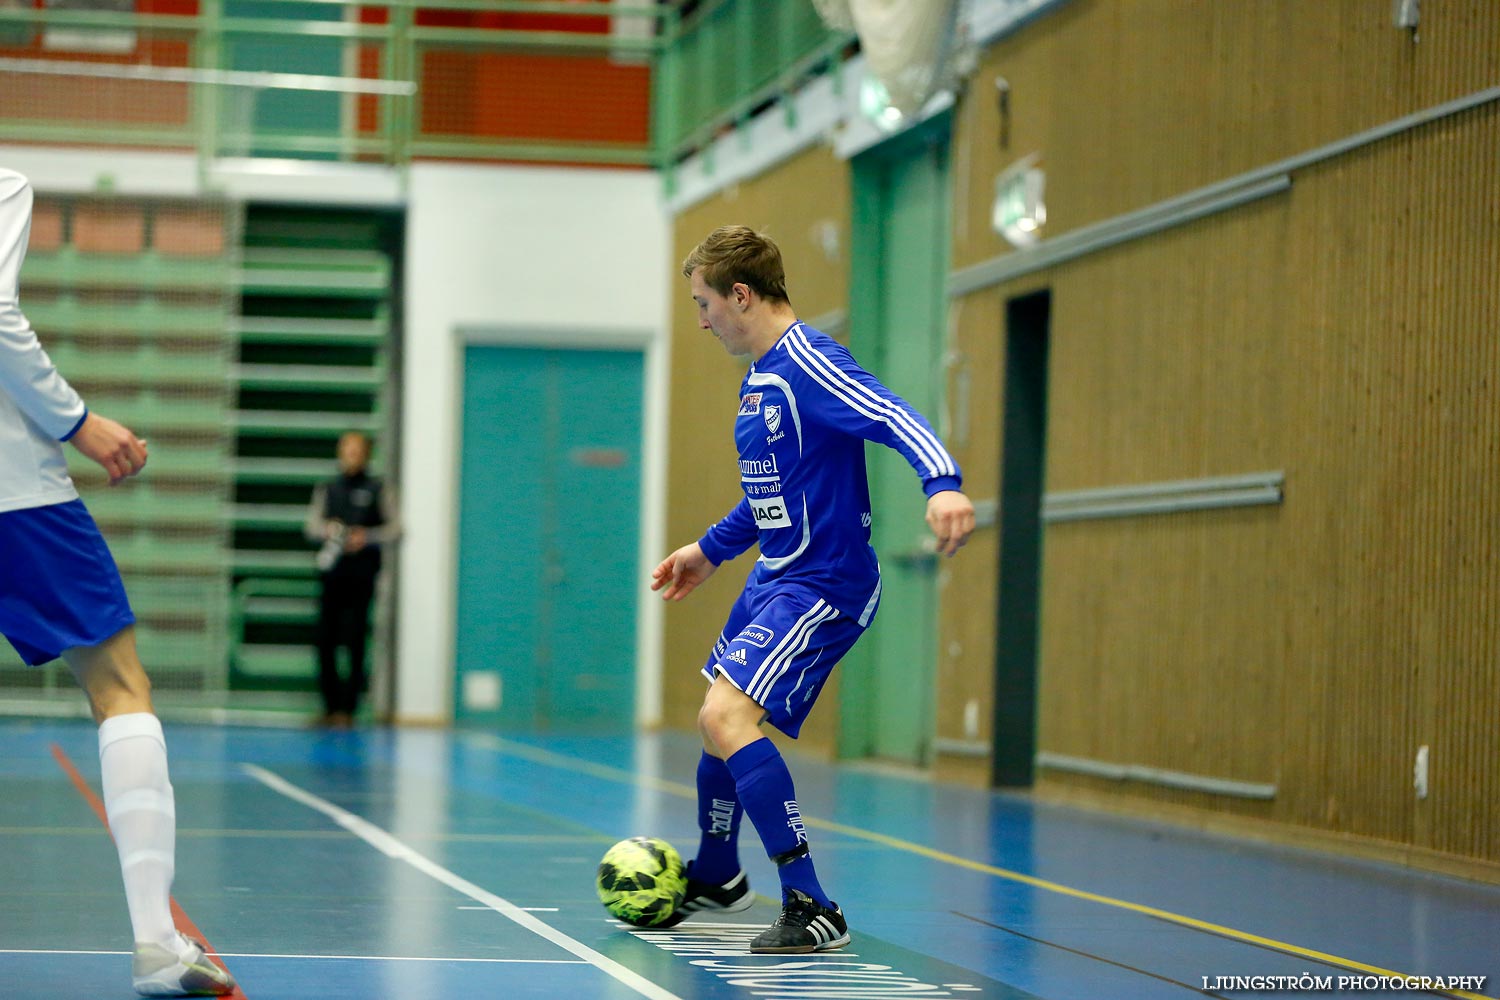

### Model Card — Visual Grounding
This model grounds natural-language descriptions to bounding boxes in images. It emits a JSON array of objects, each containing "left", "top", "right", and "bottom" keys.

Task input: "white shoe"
[{"left": 132, "top": 934, "right": 237, "bottom": 997}]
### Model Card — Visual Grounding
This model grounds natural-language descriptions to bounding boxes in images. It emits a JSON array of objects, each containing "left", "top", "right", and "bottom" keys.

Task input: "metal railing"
[
  {"left": 0, "top": 0, "right": 851, "bottom": 169},
  {"left": 653, "top": 0, "right": 852, "bottom": 164}
]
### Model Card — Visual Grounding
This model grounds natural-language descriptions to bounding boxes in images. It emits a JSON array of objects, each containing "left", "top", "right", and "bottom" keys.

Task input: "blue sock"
[
  {"left": 692, "top": 751, "right": 743, "bottom": 884},
  {"left": 725, "top": 737, "right": 832, "bottom": 909}
]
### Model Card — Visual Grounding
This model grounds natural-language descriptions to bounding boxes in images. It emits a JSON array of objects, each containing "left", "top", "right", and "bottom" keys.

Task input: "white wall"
[{"left": 399, "top": 162, "right": 671, "bottom": 724}]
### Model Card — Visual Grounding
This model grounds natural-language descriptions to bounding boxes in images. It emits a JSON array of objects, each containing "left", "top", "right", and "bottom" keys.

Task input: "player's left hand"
[
  {"left": 344, "top": 526, "right": 368, "bottom": 552},
  {"left": 651, "top": 541, "right": 717, "bottom": 601},
  {"left": 926, "top": 490, "right": 975, "bottom": 557}
]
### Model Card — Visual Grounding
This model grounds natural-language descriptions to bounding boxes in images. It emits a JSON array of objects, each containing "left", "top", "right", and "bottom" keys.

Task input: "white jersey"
[{"left": 0, "top": 168, "right": 85, "bottom": 514}]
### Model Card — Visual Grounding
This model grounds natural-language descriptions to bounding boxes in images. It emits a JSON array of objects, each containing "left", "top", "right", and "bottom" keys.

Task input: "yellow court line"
[{"left": 464, "top": 734, "right": 1490, "bottom": 1000}]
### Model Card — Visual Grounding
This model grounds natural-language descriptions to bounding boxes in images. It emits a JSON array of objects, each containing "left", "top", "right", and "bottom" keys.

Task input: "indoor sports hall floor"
[{"left": 1, "top": 716, "right": 1496, "bottom": 1000}]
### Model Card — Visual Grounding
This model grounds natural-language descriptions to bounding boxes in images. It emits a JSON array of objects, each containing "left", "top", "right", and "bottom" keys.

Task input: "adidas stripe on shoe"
[
  {"left": 654, "top": 866, "right": 754, "bottom": 928},
  {"left": 750, "top": 888, "right": 850, "bottom": 954}
]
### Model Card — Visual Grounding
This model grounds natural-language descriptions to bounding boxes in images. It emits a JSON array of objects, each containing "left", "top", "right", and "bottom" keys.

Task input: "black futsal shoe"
[
  {"left": 749, "top": 888, "right": 850, "bottom": 954},
  {"left": 654, "top": 866, "right": 754, "bottom": 928}
]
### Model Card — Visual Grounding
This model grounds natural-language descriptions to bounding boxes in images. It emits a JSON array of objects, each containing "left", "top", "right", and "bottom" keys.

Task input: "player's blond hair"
[{"left": 681, "top": 225, "right": 790, "bottom": 304}]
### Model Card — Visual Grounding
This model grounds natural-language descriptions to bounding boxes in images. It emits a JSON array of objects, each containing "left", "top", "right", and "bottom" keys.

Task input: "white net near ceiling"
[{"left": 811, "top": 0, "right": 970, "bottom": 117}]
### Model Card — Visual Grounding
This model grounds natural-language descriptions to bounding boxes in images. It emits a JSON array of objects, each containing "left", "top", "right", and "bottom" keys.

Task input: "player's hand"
[
  {"left": 344, "top": 526, "right": 368, "bottom": 552},
  {"left": 651, "top": 542, "right": 717, "bottom": 601},
  {"left": 926, "top": 490, "right": 975, "bottom": 557},
  {"left": 69, "top": 412, "right": 148, "bottom": 486}
]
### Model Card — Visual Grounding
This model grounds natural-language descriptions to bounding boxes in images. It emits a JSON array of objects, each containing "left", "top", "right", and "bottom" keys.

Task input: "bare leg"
[
  {"left": 63, "top": 624, "right": 153, "bottom": 724},
  {"left": 698, "top": 673, "right": 767, "bottom": 760},
  {"left": 62, "top": 626, "right": 237, "bottom": 994},
  {"left": 698, "top": 673, "right": 838, "bottom": 940},
  {"left": 63, "top": 626, "right": 177, "bottom": 947}
]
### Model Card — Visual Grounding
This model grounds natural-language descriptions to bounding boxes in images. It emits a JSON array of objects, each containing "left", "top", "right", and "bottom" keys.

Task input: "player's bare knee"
[
  {"left": 698, "top": 722, "right": 726, "bottom": 758},
  {"left": 696, "top": 703, "right": 718, "bottom": 748},
  {"left": 699, "top": 701, "right": 743, "bottom": 752},
  {"left": 697, "top": 699, "right": 728, "bottom": 749},
  {"left": 700, "top": 683, "right": 760, "bottom": 751},
  {"left": 65, "top": 633, "right": 154, "bottom": 721}
]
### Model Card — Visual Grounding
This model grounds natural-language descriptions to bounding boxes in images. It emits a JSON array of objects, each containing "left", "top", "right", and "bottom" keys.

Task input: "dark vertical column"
[{"left": 994, "top": 290, "right": 1050, "bottom": 787}]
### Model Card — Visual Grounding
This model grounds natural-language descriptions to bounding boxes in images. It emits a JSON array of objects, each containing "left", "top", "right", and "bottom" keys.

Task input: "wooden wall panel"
[
  {"left": 952, "top": 0, "right": 1500, "bottom": 269},
  {"left": 663, "top": 145, "right": 851, "bottom": 756},
  {"left": 1020, "top": 200, "right": 1293, "bottom": 805},
  {"left": 934, "top": 290, "right": 1005, "bottom": 784},
  {"left": 1276, "top": 106, "right": 1500, "bottom": 861},
  {"left": 943, "top": 0, "right": 1500, "bottom": 872}
]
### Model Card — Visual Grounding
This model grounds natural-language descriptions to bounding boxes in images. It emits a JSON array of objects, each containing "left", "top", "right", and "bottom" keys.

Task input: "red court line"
[{"left": 50, "top": 742, "right": 246, "bottom": 999}]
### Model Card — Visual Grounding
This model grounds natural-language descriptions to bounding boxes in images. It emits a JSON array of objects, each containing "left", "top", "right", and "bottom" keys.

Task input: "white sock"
[{"left": 98, "top": 712, "right": 179, "bottom": 948}]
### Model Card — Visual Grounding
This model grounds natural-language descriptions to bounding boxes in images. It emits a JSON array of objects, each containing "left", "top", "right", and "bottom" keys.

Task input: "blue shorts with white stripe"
[
  {"left": 700, "top": 573, "right": 866, "bottom": 739},
  {"left": 0, "top": 499, "right": 135, "bottom": 665}
]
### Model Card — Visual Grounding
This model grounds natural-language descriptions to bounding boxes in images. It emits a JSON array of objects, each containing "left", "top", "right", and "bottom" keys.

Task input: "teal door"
[
  {"left": 455, "top": 344, "right": 643, "bottom": 732},
  {"left": 843, "top": 115, "right": 952, "bottom": 765}
]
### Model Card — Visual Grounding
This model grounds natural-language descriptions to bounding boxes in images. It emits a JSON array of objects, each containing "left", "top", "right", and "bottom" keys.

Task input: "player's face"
[{"left": 690, "top": 268, "right": 746, "bottom": 356}]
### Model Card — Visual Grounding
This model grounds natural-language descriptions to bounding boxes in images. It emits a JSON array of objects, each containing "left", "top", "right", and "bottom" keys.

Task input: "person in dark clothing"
[{"left": 303, "top": 431, "right": 400, "bottom": 728}]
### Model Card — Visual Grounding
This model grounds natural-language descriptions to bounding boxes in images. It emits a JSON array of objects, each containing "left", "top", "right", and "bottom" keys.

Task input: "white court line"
[
  {"left": 242, "top": 765, "right": 684, "bottom": 1000},
  {"left": 1, "top": 950, "right": 131, "bottom": 957},
  {"left": 0, "top": 949, "right": 583, "bottom": 964}
]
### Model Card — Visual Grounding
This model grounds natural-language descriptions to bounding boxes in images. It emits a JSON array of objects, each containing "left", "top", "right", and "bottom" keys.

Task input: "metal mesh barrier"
[
  {"left": 0, "top": 55, "right": 413, "bottom": 161},
  {"left": 0, "top": 1, "right": 861, "bottom": 169},
  {"left": 0, "top": 191, "right": 242, "bottom": 713}
]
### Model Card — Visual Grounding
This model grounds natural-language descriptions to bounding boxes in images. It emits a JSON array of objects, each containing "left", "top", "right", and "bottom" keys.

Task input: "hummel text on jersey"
[{"left": 739, "top": 454, "right": 780, "bottom": 477}]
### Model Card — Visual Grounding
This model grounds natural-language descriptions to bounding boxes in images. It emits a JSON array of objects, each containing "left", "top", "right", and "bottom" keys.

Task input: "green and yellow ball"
[{"left": 595, "top": 836, "right": 687, "bottom": 928}]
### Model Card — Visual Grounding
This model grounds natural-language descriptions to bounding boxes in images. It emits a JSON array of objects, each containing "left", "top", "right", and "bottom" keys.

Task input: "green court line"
[{"left": 462, "top": 733, "right": 1489, "bottom": 1000}]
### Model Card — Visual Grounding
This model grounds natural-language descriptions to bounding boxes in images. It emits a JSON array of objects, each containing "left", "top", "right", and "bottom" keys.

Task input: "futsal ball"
[{"left": 596, "top": 836, "right": 687, "bottom": 927}]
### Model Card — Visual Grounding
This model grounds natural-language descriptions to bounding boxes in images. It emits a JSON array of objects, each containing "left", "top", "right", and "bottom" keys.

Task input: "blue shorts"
[
  {"left": 701, "top": 576, "right": 866, "bottom": 739},
  {"left": 0, "top": 500, "right": 135, "bottom": 665}
]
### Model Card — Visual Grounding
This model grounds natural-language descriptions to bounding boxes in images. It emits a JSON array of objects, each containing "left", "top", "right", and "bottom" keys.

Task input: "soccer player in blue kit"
[
  {"left": 652, "top": 225, "right": 975, "bottom": 953},
  {"left": 0, "top": 169, "right": 236, "bottom": 996}
]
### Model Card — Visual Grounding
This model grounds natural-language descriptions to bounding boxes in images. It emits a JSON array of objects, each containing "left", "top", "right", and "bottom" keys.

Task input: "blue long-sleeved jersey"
[{"left": 696, "top": 322, "right": 961, "bottom": 625}]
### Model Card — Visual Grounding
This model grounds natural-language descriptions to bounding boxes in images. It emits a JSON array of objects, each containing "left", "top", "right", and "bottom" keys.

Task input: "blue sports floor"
[{"left": 1, "top": 717, "right": 1496, "bottom": 1000}]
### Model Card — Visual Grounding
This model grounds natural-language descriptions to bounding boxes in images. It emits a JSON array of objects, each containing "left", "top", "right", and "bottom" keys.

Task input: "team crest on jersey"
[
  {"left": 764, "top": 404, "right": 782, "bottom": 434},
  {"left": 738, "top": 393, "right": 762, "bottom": 415}
]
